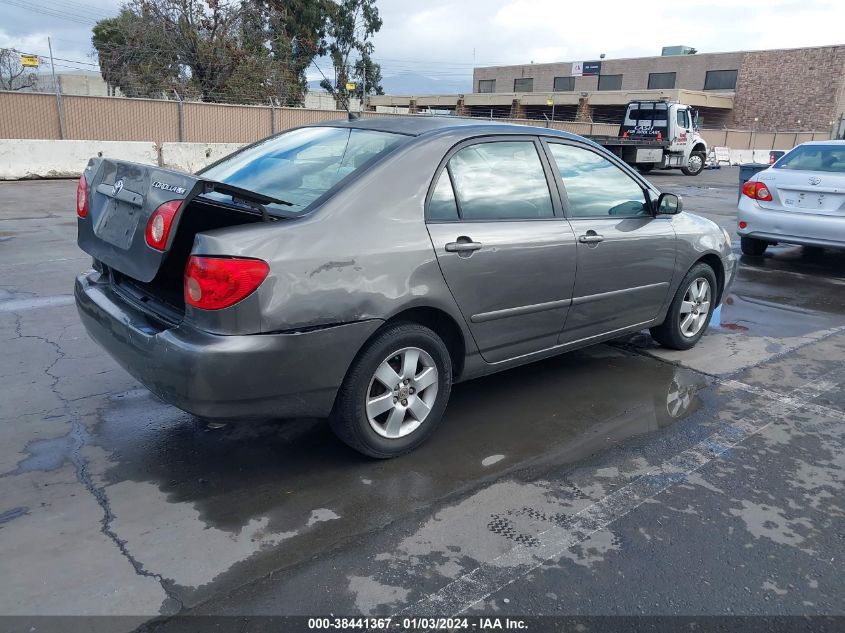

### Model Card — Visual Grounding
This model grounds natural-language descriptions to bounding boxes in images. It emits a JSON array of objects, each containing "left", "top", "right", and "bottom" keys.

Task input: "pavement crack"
[{"left": 10, "top": 311, "right": 184, "bottom": 614}]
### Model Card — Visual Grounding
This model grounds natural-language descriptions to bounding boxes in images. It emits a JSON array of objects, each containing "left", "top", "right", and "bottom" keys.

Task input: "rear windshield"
[
  {"left": 201, "top": 126, "right": 407, "bottom": 213},
  {"left": 775, "top": 144, "right": 845, "bottom": 173},
  {"left": 627, "top": 109, "right": 668, "bottom": 121}
]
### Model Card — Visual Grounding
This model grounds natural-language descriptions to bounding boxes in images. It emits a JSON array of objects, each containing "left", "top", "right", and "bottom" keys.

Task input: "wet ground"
[{"left": 1, "top": 170, "right": 844, "bottom": 632}]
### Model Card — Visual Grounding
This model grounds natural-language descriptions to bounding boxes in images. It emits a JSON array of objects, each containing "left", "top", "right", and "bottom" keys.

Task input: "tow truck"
[{"left": 588, "top": 99, "right": 708, "bottom": 176}]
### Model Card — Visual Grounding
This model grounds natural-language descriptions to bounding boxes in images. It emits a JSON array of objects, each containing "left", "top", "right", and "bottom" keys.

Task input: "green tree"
[
  {"left": 319, "top": 0, "right": 383, "bottom": 109},
  {"left": 92, "top": 8, "right": 178, "bottom": 98},
  {"left": 265, "top": 0, "right": 331, "bottom": 105}
]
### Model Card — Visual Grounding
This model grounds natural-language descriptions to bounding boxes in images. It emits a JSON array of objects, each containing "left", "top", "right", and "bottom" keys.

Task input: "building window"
[
  {"left": 514, "top": 77, "right": 533, "bottom": 92},
  {"left": 597, "top": 74, "right": 623, "bottom": 91},
  {"left": 477, "top": 79, "right": 496, "bottom": 93},
  {"left": 704, "top": 70, "right": 738, "bottom": 90},
  {"left": 553, "top": 76, "right": 574, "bottom": 92},
  {"left": 647, "top": 72, "right": 676, "bottom": 89}
]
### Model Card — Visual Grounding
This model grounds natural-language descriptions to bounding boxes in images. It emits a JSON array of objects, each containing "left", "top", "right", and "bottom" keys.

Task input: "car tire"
[
  {"left": 740, "top": 236, "right": 768, "bottom": 256},
  {"left": 329, "top": 322, "right": 452, "bottom": 458},
  {"left": 650, "top": 263, "right": 718, "bottom": 351},
  {"left": 681, "top": 151, "right": 706, "bottom": 176},
  {"left": 636, "top": 163, "right": 654, "bottom": 174}
]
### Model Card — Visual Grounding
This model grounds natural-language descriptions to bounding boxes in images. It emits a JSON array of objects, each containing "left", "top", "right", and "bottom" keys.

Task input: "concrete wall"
[
  {"left": 0, "top": 140, "right": 157, "bottom": 180},
  {"left": 0, "top": 134, "right": 826, "bottom": 180}
]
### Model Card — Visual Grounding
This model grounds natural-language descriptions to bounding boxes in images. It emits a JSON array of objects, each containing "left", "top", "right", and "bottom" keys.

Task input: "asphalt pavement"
[{"left": 1, "top": 168, "right": 844, "bottom": 632}]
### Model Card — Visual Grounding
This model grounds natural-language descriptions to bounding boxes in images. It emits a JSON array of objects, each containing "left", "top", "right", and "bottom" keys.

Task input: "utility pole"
[
  {"left": 362, "top": 63, "right": 366, "bottom": 113},
  {"left": 48, "top": 37, "right": 65, "bottom": 140}
]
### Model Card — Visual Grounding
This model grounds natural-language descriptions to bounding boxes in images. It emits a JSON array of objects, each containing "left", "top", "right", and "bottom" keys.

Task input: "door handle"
[
  {"left": 445, "top": 238, "right": 482, "bottom": 253},
  {"left": 578, "top": 233, "right": 605, "bottom": 244}
]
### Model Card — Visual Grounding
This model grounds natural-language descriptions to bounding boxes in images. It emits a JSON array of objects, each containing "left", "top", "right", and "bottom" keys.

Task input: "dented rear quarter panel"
[{"left": 191, "top": 129, "right": 480, "bottom": 354}]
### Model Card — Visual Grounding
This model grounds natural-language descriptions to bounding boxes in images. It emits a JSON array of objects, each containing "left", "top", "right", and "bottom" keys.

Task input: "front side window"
[
  {"left": 677, "top": 109, "right": 689, "bottom": 129},
  {"left": 478, "top": 79, "right": 496, "bottom": 93},
  {"left": 448, "top": 141, "right": 554, "bottom": 220},
  {"left": 201, "top": 127, "right": 406, "bottom": 214},
  {"left": 775, "top": 145, "right": 845, "bottom": 173},
  {"left": 548, "top": 144, "right": 649, "bottom": 218},
  {"left": 514, "top": 78, "right": 533, "bottom": 92}
]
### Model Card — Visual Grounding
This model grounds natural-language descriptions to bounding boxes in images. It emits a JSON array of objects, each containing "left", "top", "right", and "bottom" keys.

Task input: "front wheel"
[
  {"left": 329, "top": 322, "right": 452, "bottom": 458},
  {"left": 681, "top": 151, "right": 706, "bottom": 176},
  {"left": 650, "top": 263, "right": 717, "bottom": 350}
]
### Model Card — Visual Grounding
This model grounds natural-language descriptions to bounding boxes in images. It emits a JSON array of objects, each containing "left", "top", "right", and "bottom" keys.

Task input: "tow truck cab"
[{"left": 619, "top": 100, "right": 708, "bottom": 175}]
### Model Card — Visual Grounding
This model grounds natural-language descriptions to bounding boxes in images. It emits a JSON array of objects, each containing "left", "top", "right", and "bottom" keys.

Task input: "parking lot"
[{"left": 1, "top": 167, "right": 844, "bottom": 630}]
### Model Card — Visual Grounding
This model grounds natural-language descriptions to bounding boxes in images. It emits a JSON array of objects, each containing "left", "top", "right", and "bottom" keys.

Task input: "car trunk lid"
[
  {"left": 78, "top": 157, "right": 284, "bottom": 283},
  {"left": 757, "top": 169, "right": 845, "bottom": 216}
]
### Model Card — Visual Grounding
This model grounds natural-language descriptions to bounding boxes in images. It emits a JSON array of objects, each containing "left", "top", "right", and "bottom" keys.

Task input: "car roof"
[
  {"left": 796, "top": 140, "right": 845, "bottom": 146},
  {"left": 312, "top": 115, "right": 588, "bottom": 143}
]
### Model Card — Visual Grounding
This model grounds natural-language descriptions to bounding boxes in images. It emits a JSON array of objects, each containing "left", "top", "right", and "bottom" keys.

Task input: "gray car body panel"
[{"left": 76, "top": 117, "right": 736, "bottom": 420}]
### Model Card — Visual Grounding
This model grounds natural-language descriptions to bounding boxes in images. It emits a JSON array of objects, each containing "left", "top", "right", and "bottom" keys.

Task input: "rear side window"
[
  {"left": 775, "top": 145, "right": 845, "bottom": 173},
  {"left": 548, "top": 144, "right": 649, "bottom": 218},
  {"left": 201, "top": 127, "right": 406, "bottom": 214},
  {"left": 428, "top": 170, "right": 459, "bottom": 220},
  {"left": 447, "top": 141, "right": 554, "bottom": 220}
]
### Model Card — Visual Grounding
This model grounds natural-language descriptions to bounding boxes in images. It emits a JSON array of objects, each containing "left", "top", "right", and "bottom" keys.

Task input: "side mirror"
[{"left": 656, "top": 192, "right": 683, "bottom": 215}]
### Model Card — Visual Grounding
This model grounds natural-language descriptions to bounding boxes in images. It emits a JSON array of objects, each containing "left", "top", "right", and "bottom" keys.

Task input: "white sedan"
[{"left": 737, "top": 140, "right": 845, "bottom": 255}]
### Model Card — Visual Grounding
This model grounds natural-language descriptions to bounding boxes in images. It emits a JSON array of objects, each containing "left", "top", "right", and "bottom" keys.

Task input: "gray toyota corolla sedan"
[{"left": 75, "top": 117, "right": 737, "bottom": 457}]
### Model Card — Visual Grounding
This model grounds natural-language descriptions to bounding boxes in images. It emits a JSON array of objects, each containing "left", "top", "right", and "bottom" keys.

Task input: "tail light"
[
  {"left": 741, "top": 181, "right": 773, "bottom": 202},
  {"left": 145, "top": 200, "right": 181, "bottom": 250},
  {"left": 76, "top": 174, "right": 88, "bottom": 218},
  {"left": 656, "top": 131, "right": 662, "bottom": 141},
  {"left": 622, "top": 131, "right": 629, "bottom": 139},
  {"left": 184, "top": 256, "right": 269, "bottom": 311}
]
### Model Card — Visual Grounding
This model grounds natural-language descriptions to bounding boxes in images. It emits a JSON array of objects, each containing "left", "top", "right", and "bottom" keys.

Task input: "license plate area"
[{"left": 635, "top": 148, "right": 662, "bottom": 163}]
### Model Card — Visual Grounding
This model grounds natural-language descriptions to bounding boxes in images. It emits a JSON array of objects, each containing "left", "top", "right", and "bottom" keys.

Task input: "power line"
[{"left": 0, "top": 0, "right": 99, "bottom": 25}]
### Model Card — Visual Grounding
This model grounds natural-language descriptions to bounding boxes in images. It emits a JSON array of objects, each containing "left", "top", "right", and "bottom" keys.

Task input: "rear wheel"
[
  {"left": 636, "top": 163, "right": 654, "bottom": 174},
  {"left": 681, "top": 151, "right": 706, "bottom": 176},
  {"left": 741, "top": 236, "right": 768, "bottom": 256},
  {"left": 329, "top": 322, "right": 452, "bottom": 458},
  {"left": 650, "top": 263, "right": 717, "bottom": 350}
]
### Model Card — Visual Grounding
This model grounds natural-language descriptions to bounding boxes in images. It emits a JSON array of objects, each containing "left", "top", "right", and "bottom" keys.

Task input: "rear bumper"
[
  {"left": 75, "top": 270, "right": 382, "bottom": 419},
  {"left": 737, "top": 198, "right": 845, "bottom": 250}
]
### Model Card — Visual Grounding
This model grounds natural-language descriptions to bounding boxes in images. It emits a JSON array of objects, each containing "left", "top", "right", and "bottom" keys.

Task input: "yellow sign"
[
  {"left": 345, "top": 82, "right": 356, "bottom": 91},
  {"left": 546, "top": 99, "right": 554, "bottom": 106},
  {"left": 20, "top": 54, "right": 39, "bottom": 68}
]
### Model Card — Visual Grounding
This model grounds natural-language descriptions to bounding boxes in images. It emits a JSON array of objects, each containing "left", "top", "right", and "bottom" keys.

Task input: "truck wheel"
[
  {"left": 681, "top": 151, "right": 706, "bottom": 176},
  {"left": 329, "top": 322, "right": 452, "bottom": 458},
  {"left": 740, "top": 236, "right": 768, "bottom": 256},
  {"left": 636, "top": 164, "right": 654, "bottom": 174}
]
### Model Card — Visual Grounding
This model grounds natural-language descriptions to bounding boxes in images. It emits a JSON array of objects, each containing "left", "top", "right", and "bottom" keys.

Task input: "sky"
[{"left": 1, "top": 0, "right": 843, "bottom": 85}]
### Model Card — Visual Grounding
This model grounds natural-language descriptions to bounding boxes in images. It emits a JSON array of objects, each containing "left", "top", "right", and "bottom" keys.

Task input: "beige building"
[
  {"left": 371, "top": 44, "right": 845, "bottom": 134},
  {"left": 471, "top": 44, "right": 845, "bottom": 132}
]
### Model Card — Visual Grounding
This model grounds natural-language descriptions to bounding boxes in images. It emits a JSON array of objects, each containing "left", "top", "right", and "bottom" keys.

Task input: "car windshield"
[
  {"left": 774, "top": 144, "right": 845, "bottom": 173},
  {"left": 201, "top": 126, "right": 407, "bottom": 214}
]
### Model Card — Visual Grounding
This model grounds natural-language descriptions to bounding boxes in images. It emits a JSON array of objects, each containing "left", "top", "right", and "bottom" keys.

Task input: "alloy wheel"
[
  {"left": 679, "top": 277, "right": 711, "bottom": 338},
  {"left": 365, "top": 347, "right": 439, "bottom": 439}
]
